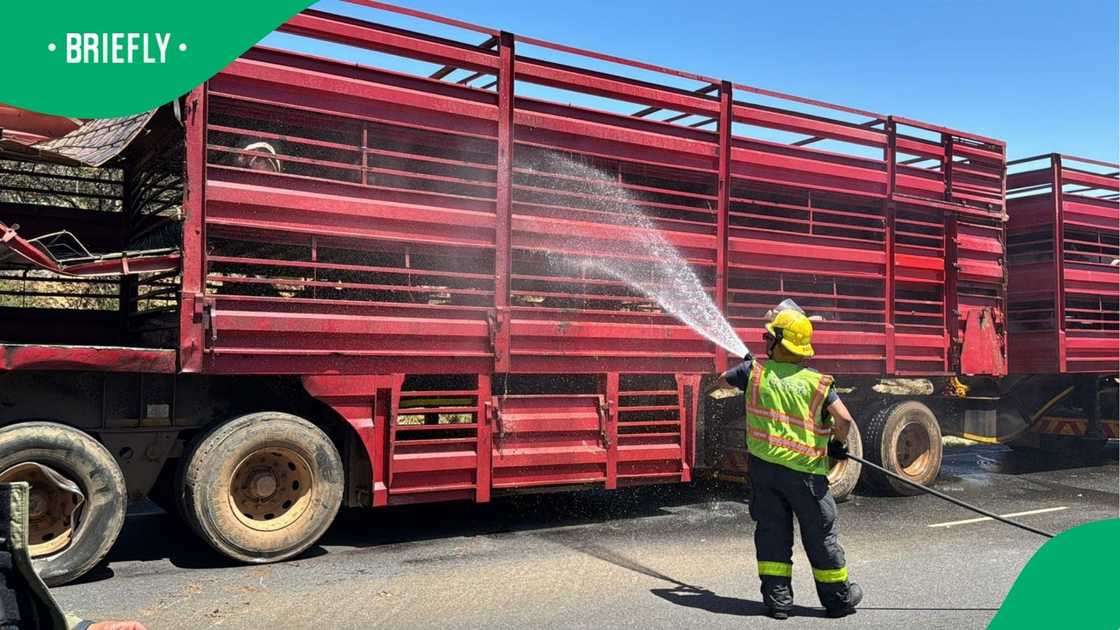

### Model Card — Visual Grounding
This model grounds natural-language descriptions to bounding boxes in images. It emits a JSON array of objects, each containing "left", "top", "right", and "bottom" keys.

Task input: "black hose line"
[{"left": 845, "top": 454, "right": 1055, "bottom": 539}]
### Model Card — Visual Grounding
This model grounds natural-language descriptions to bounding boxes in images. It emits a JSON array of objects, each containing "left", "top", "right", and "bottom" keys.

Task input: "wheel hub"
[
  {"left": 247, "top": 470, "right": 279, "bottom": 499},
  {"left": 897, "top": 420, "right": 932, "bottom": 477},
  {"left": 229, "top": 447, "right": 313, "bottom": 532},
  {"left": 28, "top": 489, "right": 47, "bottom": 519},
  {"left": 0, "top": 462, "right": 85, "bottom": 557}
]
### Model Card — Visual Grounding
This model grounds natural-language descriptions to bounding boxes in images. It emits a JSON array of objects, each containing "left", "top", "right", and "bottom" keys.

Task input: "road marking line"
[{"left": 927, "top": 506, "right": 1069, "bottom": 529}]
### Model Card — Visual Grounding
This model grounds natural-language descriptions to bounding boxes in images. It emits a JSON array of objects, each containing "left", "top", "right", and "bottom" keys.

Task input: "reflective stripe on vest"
[
  {"left": 747, "top": 427, "right": 826, "bottom": 458},
  {"left": 745, "top": 361, "right": 834, "bottom": 475}
]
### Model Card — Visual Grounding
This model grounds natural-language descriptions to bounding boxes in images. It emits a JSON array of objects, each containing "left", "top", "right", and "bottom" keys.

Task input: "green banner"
[
  {"left": 0, "top": 1, "right": 314, "bottom": 118},
  {"left": 989, "top": 518, "right": 1119, "bottom": 629}
]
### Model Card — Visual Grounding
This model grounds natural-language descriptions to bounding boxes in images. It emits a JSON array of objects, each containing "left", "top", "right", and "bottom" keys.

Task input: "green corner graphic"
[
  {"left": 988, "top": 518, "right": 1120, "bottom": 629},
  {"left": 0, "top": 1, "right": 314, "bottom": 117}
]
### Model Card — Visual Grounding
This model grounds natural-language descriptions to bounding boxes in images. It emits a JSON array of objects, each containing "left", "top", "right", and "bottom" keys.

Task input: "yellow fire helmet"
[{"left": 765, "top": 308, "right": 815, "bottom": 357}]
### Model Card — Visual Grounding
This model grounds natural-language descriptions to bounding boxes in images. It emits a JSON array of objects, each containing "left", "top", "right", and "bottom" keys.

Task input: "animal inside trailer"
[{"left": 0, "top": 2, "right": 1007, "bottom": 585}]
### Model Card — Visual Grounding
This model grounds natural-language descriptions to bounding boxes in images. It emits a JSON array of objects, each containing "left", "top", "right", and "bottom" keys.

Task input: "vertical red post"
[
  {"left": 1051, "top": 154, "right": 1067, "bottom": 371},
  {"left": 493, "top": 31, "right": 515, "bottom": 372},
  {"left": 179, "top": 85, "right": 207, "bottom": 373},
  {"left": 886, "top": 116, "right": 897, "bottom": 197},
  {"left": 605, "top": 372, "right": 619, "bottom": 490},
  {"left": 997, "top": 143, "right": 1009, "bottom": 375},
  {"left": 476, "top": 373, "right": 492, "bottom": 502},
  {"left": 361, "top": 123, "right": 369, "bottom": 187},
  {"left": 371, "top": 384, "right": 390, "bottom": 507},
  {"left": 944, "top": 213, "right": 959, "bottom": 372},
  {"left": 677, "top": 373, "right": 698, "bottom": 482},
  {"left": 884, "top": 201, "right": 896, "bottom": 375},
  {"left": 384, "top": 374, "right": 403, "bottom": 493},
  {"left": 119, "top": 163, "right": 138, "bottom": 340},
  {"left": 715, "top": 81, "right": 732, "bottom": 372},
  {"left": 942, "top": 133, "right": 954, "bottom": 202},
  {"left": 883, "top": 117, "right": 897, "bottom": 374}
]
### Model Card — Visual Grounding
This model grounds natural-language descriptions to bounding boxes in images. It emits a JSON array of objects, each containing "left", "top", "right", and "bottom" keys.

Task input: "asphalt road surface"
[{"left": 55, "top": 444, "right": 1118, "bottom": 629}]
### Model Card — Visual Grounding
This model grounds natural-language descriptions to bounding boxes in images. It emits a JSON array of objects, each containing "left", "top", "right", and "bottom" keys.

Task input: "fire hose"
[{"left": 844, "top": 453, "right": 1055, "bottom": 539}]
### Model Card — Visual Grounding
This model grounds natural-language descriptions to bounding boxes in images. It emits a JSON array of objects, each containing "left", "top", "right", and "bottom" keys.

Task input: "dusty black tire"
[
  {"left": 0, "top": 422, "right": 126, "bottom": 586},
  {"left": 826, "top": 421, "right": 862, "bottom": 503},
  {"left": 179, "top": 412, "right": 343, "bottom": 564},
  {"left": 858, "top": 400, "right": 943, "bottom": 495}
]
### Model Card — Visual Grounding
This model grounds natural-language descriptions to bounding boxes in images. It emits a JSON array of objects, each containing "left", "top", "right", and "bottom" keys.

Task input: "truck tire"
[
  {"left": 179, "top": 412, "right": 343, "bottom": 564},
  {"left": 0, "top": 422, "right": 126, "bottom": 586},
  {"left": 858, "top": 400, "right": 942, "bottom": 495},
  {"left": 826, "top": 420, "right": 862, "bottom": 503}
]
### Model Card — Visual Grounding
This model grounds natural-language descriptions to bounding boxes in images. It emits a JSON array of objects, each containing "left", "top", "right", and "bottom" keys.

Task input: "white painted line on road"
[{"left": 927, "top": 506, "right": 1069, "bottom": 529}]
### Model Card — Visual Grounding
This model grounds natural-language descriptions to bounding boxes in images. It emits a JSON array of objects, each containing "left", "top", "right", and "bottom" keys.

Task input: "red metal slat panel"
[
  {"left": 166, "top": 2, "right": 1013, "bottom": 386},
  {"left": 206, "top": 180, "right": 495, "bottom": 244},
  {"left": 280, "top": 10, "right": 499, "bottom": 72},
  {"left": 1063, "top": 169, "right": 1120, "bottom": 192},
  {"left": 732, "top": 102, "right": 886, "bottom": 149},
  {"left": 1006, "top": 167, "right": 1053, "bottom": 191},
  {"left": 491, "top": 394, "right": 609, "bottom": 487},
  {"left": 515, "top": 107, "right": 718, "bottom": 160},
  {"left": 516, "top": 56, "right": 720, "bottom": 118},
  {"left": 0, "top": 345, "right": 176, "bottom": 373},
  {"left": 392, "top": 449, "right": 477, "bottom": 474},
  {"left": 216, "top": 58, "right": 498, "bottom": 126}
]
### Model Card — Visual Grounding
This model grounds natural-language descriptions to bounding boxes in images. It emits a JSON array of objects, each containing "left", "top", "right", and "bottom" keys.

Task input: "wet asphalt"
[{"left": 54, "top": 444, "right": 1118, "bottom": 629}]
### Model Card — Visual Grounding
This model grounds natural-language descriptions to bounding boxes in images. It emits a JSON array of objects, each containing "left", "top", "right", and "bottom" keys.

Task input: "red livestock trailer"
[
  {"left": 0, "top": 2, "right": 1009, "bottom": 585},
  {"left": 996, "top": 155, "right": 1119, "bottom": 451}
]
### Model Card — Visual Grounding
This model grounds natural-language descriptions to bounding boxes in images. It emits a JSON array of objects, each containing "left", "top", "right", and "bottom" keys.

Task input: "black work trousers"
[{"left": 747, "top": 454, "right": 853, "bottom": 612}]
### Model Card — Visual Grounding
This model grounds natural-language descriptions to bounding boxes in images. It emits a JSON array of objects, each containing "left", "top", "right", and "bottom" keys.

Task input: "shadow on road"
[
  {"left": 652, "top": 586, "right": 826, "bottom": 619},
  {"left": 104, "top": 479, "right": 748, "bottom": 573},
  {"left": 860, "top": 607, "right": 997, "bottom": 612},
  {"left": 536, "top": 529, "right": 824, "bottom": 619}
]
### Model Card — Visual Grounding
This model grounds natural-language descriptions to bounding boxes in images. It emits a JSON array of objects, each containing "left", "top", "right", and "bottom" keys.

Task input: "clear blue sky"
[{"left": 275, "top": 0, "right": 1118, "bottom": 161}]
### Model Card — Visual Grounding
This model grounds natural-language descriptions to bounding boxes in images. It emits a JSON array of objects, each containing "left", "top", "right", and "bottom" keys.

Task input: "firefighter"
[
  {"left": 717, "top": 302, "right": 862, "bottom": 619},
  {"left": 0, "top": 482, "right": 147, "bottom": 630}
]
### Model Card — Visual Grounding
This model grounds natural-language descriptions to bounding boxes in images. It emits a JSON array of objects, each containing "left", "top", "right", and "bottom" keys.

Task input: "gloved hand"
[{"left": 827, "top": 439, "right": 849, "bottom": 460}]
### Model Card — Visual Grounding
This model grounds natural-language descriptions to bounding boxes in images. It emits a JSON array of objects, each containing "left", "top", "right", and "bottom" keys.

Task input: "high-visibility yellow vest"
[{"left": 744, "top": 360, "right": 834, "bottom": 475}]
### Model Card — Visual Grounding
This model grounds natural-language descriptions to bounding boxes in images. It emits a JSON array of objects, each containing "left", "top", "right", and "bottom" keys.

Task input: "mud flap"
[{"left": 960, "top": 308, "right": 1005, "bottom": 376}]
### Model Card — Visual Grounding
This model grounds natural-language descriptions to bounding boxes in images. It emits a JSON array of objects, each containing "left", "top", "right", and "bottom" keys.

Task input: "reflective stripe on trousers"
[
  {"left": 758, "top": 560, "right": 793, "bottom": 578},
  {"left": 748, "top": 454, "right": 852, "bottom": 611}
]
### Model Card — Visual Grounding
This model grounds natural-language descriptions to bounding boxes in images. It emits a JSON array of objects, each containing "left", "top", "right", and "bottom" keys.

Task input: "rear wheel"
[
  {"left": 859, "top": 400, "right": 942, "bottom": 495},
  {"left": 827, "top": 421, "right": 862, "bottom": 502},
  {"left": 0, "top": 422, "right": 126, "bottom": 585},
  {"left": 179, "top": 412, "right": 343, "bottom": 564}
]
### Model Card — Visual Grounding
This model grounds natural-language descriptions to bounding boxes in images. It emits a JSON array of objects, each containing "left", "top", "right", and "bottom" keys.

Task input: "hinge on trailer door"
[{"left": 596, "top": 396, "right": 611, "bottom": 448}]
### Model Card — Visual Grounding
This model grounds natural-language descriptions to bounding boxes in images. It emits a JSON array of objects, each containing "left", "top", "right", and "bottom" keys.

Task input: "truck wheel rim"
[
  {"left": 228, "top": 447, "right": 313, "bottom": 533},
  {"left": 0, "top": 462, "right": 85, "bottom": 557},
  {"left": 897, "top": 421, "right": 932, "bottom": 477},
  {"left": 827, "top": 458, "right": 848, "bottom": 487}
]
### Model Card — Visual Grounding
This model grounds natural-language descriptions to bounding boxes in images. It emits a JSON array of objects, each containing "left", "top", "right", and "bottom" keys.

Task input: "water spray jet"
[{"left": 531, "top": 155, "right": 748, "bottom": 359}]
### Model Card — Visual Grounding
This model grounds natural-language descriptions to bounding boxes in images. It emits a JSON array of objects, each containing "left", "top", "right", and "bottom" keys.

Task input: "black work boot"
[
  {"left": 761, "top": 576, "right": 793, "bottom": 620},
  {"left": 826, "top": 582, "right": 863, "bottom": 618}
]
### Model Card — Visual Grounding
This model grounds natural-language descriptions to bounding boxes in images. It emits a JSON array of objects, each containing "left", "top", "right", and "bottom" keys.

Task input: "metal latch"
[
  {"left": 596, "top": 396, "right": 611, "bottom": 448},
  {"left": 486, "top": 312, "right": 498, "bottom": 351},
  {"left": 202, "top": 300, "right": 217, "bottom": 344},
  {"left": 486, "top": 400, "right": 505, "bottom": 440}
]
